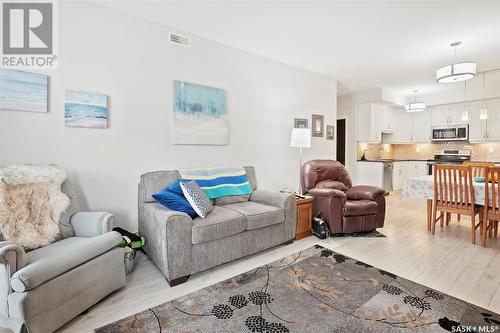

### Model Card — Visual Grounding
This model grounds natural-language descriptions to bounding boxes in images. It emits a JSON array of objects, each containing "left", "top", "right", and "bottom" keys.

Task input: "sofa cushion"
[
  {"left": 191, "top": 206, "right": 245, "bottom": 244},
  {"left": 10, "top": 231, "right": 122, "bottom": 292},
  {"left": 224, "top": 201, "right": 284, "bottom": 230},
  {"left": 344, "top": 200, "right": 378, "bottom": 216}
]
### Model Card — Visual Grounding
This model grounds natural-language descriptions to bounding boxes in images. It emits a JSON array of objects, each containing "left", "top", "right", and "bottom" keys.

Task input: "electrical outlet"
[{"left": 489, "top": 147, "right": 495, "bottom": 154}]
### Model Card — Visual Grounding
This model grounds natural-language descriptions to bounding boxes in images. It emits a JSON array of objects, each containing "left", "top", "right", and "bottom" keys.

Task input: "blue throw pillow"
[
  {"left": 152, "top": 188, "right": 197, "bottom": 219},
  {"left": 166, "top": 179, "right": 184, "bottom": 194}
]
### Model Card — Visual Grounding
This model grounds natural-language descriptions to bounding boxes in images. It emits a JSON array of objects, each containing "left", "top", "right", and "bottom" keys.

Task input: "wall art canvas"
[
  {"left": 294, "top": 118, "right": 308, "bottom": 129},
  {"left": 312, "top": 114, "right": 324, "bottom": 137},
  {"left": 0, "top": 69, "right": 48, "bottom": 113},
  {"left": 65, "top": 90, "right": 108, "bottom": 128},
  {"left": 173, "top": 80, "right": 229, "bottom": 145},
  {"left": 326, "top": 125, "right": 335, "bottom": 140}
]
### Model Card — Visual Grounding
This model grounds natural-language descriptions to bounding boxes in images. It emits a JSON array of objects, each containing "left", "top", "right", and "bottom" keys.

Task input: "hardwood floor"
[{"left": 58, "top": 192, "right": 500, "bottom": 332}]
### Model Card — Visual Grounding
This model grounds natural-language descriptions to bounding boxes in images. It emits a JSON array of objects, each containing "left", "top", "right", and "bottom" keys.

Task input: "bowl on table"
[{"left": 474, "top": 176, "right": 485, "bottom": 183}]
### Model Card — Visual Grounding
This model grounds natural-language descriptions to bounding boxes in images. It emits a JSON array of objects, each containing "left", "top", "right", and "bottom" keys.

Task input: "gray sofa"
[
  {"left": 138, "top": 166, "right": 297, "bottom": 286},
  {"left": 0, "top": 180, "right": 126, "bottom": 333}
]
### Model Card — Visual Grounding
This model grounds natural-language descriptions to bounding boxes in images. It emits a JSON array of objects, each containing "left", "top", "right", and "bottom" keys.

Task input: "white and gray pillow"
[{"left": 180, "top": 181, "right": 213, "bottom": 218}]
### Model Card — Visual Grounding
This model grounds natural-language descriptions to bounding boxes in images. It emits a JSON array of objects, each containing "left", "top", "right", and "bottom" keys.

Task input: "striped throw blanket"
[{"left": 178, "top": 167, "right": 253, "bottom": 199}]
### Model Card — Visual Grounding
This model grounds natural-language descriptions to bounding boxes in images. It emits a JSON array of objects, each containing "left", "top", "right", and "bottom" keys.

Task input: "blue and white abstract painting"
[
  {"left": 65, "top": 90, "right": 108, "bottom": 128},
  {"left": 0, "top": 69, "right": 48, "bottom": 113},
  {"left": 173, "top": 80, "right": 229, "bottom": 145}
]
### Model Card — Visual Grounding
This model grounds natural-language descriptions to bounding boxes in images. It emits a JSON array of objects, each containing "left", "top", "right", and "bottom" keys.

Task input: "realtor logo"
[{"left": 1, "top": 0, "right": 57, "bottom": 68}]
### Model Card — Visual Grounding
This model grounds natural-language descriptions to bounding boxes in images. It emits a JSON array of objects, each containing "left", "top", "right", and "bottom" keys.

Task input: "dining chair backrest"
[
  {"left": 434, "top": 164, "right": 475, "bottom": 212},
  {"left": 464, "top": 161, "right": 495, "bottom": 178},
  {"left": 485, "top": 166, "right": 500, "bottom": 218}
]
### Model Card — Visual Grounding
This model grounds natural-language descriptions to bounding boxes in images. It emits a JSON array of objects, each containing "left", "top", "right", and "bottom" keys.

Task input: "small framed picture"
[
  {"left": 294, "top": 118, "right": 308, "bottom": 128},
  {"left": 312, "top": 114, "right": 324, "bottom": 137},
  {"left": 326, "top": 125, "right": 335, "bottom": 140}
]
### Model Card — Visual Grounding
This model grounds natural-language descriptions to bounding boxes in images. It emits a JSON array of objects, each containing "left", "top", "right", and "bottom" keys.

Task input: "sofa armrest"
[
  {"left": 0, "top": 242, "right": 26, "bottom": 317},
  {"left": 250, "top": 190, "right": 297, "bottom": 242},
  {"left": 71, "top": 212, "right": 115, "bottom": 237},
  {"left": 345, "top": 185, "right": 385, "bottom": 201},
  {"left": 250, "top": 190, "right": 292, "bottom": 209},
  {"left": 140, "top": 203, "right": 194, "bottom": 282}
]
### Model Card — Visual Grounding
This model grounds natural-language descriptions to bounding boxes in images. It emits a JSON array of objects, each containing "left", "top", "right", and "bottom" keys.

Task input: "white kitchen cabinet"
[
  {"left": 431, "top": 105, "right": 467, "bottom": 126},
  {"left": 468, "top": 102, "right": 487, "bottom": 142},
  {"left": 393, "top": 110, "right": 413, "bottom": 143},
  {"left": 412, "top": 110, "right": 432, "bottom": 142},
  {"left": 468, "top": 99, "right": 500, "bottom": 142},
  {"left": 357, "top": 103, "right": 381, "bottom": 143},
  {"left": 357, "top": 162, "right": 384, "bottom": 187},
  {"left": 486, "top": 100, "right": 500, "bottom": 141},
  {"left": 450, "top": 104, "right": 468, "bottom": 124},
  {"left": 393, "top": 162, "right": 409, "bottom": 191},
  {"left": 431, "top": 105, "right": 451, "bottom": 126},
  {"left": 378, "top": 104, "right": 396, "bottom": 133}
]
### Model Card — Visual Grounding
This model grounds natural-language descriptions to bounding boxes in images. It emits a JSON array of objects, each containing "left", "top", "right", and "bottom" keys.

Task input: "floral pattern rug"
[{"left": 96, "top": 245, "right": 500, "bottom": 333}]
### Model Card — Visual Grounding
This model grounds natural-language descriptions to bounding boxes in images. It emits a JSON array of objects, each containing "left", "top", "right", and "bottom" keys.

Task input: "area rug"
[
  {"left": 332, "top": 230, "right": 386, "bottom": 238},
  {"left": 96, "top": 245, "right": 499, "bottom": 333}
]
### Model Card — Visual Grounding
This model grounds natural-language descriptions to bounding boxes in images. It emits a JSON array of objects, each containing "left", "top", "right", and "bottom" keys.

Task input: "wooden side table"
[{"left": 295, "top": 196, "right": 314, "bottom": 240}]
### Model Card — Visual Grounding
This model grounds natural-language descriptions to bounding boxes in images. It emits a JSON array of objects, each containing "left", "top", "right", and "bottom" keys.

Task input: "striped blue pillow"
[{"left": 178, "top": 167, "right": 253, "bottom": 199}]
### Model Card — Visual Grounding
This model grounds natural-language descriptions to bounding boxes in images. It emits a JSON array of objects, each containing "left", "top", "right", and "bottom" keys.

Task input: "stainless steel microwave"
[{"left": 431, "top": 125, "right": 469, "bottom": 142}]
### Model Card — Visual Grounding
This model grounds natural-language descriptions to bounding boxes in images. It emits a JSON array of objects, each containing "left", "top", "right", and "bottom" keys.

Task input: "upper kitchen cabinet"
[
  {"left": 485, "top": 99, "right": 500, "bottom": 141},
  {"left": 430, "top": 105, "right": 467, "bottom": 126},
  {"left": 468, "top": 99, "right": 500, "bottom": 142},
  {"left": 411, "top": 109, "right": 432, "bottom": 142},
  {"left": 389, "top": 110, "right": 412, "bottom": 144},
  {"left": 357, "top": 103, "right": 396, "bottom": 143},
  {"left": 377, "top": 104, "right": 396, "bottom": 133},
  {"left": 357, "top": 103, "right": 381, "bottom": 143}
]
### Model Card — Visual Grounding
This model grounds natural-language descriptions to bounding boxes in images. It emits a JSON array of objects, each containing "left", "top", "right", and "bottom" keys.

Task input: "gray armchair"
[{"left": 0, "top": 181, "right": 126, "bottom": 333}]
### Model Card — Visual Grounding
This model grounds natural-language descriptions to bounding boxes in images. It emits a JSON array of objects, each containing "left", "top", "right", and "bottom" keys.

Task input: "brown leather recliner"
[{"left": 301, "top": 160, "right": 386, "bottom": 234}]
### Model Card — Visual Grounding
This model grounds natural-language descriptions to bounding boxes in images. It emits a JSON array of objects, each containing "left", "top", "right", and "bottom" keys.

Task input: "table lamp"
[{"left": 290, "top": 128, "right": 311, "bottom": 194}]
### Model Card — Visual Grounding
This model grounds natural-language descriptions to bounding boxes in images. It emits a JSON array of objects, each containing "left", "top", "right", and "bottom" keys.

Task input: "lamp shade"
[
  {"left": 405, "top": 102, "right": 426, "bottom": 113},
  {"left": 290, "top": 128, "right": 311, "bottom": 148},
  {"left": 436, "top": 62, "right": 476, "bottom": 83}
]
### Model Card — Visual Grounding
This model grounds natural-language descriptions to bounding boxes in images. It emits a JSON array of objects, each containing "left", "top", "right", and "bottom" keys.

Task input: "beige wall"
[{"left": 357, "top": 142, "right": 500, "bottom": 162}]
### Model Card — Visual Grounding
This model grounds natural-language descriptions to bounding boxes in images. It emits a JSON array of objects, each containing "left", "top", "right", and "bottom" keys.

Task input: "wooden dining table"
[{"left": 401, "top": 175, "right": 488, "bottom": 231}]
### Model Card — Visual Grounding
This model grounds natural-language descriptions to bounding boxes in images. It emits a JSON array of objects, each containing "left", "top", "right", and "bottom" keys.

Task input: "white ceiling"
[{"left": 102, "top": 1, "right": 500, "bottom": 97}]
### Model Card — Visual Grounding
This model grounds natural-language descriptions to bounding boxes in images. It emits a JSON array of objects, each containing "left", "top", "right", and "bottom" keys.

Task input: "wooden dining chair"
[
  {"left": 482, "top": 166, "right": 500, "bottom": 247},
  {"left": 456, "top": 162, "right": 494, "bottom": 222},
  {"left": 464, "top": 161, "right": 495, "bottom": 177},
  {"left": 432, "top": 164, "right": 484, "bottom": 244}
]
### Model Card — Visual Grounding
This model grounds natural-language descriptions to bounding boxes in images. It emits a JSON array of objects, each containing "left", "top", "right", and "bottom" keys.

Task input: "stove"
[{"left": 426, "top": 149, "right": 471, "bottom": 175}]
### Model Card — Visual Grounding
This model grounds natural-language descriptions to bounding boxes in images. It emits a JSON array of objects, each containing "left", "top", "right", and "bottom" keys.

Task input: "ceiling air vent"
[{"left": 169, "top": 33, "right": 190, "bottom": 47}]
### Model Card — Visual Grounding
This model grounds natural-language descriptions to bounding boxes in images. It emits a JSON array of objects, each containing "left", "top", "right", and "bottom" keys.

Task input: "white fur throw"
[{"left": 0, "top": 165, "right": 70, "bottom": 250}]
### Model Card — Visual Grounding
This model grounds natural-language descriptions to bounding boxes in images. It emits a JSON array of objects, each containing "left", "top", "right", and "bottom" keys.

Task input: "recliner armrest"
[
  {"left": 71, "top": 212, "right": 115, "bottom": 237},
  {"left": 308, "top": 188, "right": 347, "bottom": 201},
  {"left": 345, "top": 185, "right": 385, "bottom": 201}
]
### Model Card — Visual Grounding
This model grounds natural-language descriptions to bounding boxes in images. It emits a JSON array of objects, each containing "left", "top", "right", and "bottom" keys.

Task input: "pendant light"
[
  {"left": 436, "top": 41, "right": 476, "bottom": 83},
  {"left": 480, "top": 72, "right": 488, "bottom": 120},
  {"left": 405, "top": 90, "right": 426, "bottom": 113},
  {"left": 461, "top": 80, "right": 469, "bottom": 121}
]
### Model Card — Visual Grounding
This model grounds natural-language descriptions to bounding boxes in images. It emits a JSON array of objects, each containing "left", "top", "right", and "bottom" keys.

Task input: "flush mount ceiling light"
[
  {"left": 405, "top": 90, "right": 426, "bottom": 113},
  {"left": 436, "top": 41, "right": 476, "bottom": 83}
]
